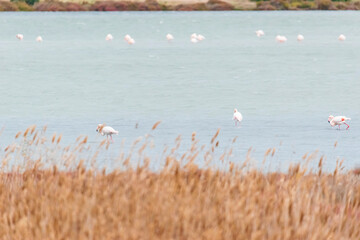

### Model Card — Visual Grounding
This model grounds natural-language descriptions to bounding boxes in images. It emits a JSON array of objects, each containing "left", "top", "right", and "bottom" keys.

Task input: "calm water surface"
[{"left": 0, "top": 11, "right": 359, "bottom": 171}]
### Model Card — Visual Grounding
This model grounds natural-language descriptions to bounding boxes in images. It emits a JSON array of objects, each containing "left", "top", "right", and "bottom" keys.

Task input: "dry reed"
[{"left": 0, "top": 125, "right": 359, "bottom": 239}]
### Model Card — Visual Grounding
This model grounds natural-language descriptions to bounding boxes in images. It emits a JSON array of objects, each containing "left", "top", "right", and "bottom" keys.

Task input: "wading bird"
[
  {"left": 16, "top": 34, "right": 24, "bottom": 40},
  {"left": 96, "top": 124, "right": 119, "bottom": 142},
  {"left": 36, "top": 36, "right": 43, "bottom": 42},
  {"left": 256, "top": 30, "right": 265, "bottom": 37},
  {"left": 197, "top": 34, "right": 205, "bottom": 41},
  {"left": 328, "top": 115, "right": 351, "bottom": 130},
  {"left": 127, "top": 38, "right": 135, "bottom": 45},
  {"left": 105, "top": 34, "right": 113, "bottom": 41},
  {"left": 233, "top": 109, "right": 243, "bottom": 126},
  {"left": 166, "top": 34, "right": 174, "bottom": 41},
  {"left": 297, "top": 34, "right": 304, "bottom": 41},
  {"left": 276, "top": 35, "right": 287, "bottom": 43},
  {"left": 338, "top": 34, "right": 346, "bottom": 41},
  {"left": 124, "top": 34, "right": 131, "bottom": 42}
]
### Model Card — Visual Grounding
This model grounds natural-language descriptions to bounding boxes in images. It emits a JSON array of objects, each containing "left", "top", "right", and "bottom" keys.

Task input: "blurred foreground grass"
[{"left": 0, "top": 125, "right": 359, "bottom": 239}]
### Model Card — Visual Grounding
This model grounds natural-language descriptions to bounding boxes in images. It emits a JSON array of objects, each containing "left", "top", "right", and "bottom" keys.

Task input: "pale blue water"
[{"left": 0, "top": 11, "right": 360, "bottom": 171}]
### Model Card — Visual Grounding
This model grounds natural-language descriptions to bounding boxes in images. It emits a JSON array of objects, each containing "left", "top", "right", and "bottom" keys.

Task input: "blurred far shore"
[{"left": 0, "top": 0, "right": 359, "bottom": 11}]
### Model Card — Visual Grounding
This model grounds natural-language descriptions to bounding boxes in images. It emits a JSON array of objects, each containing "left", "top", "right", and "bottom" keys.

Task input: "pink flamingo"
[
  {"left": 166, "top": 34, "right": 174, "bottom": 41},
  {"left": 328, "top": 115, "right": 351, "bottom": 130},
  {"left": 338, "top": 34, "right": 346, "bottom": 41},
  {"left": 106, "top": 34, "right": 113, "bottom": 41},
  {"left": 96, "top": 124, "right": 119, "bottom": 142},
  {"left": 256, "top": 30, "right": 265, "bottom": 37},
  {"left": 16, "top": 34, "right": 24, "bottom": 40},
  {"left": 297, "top": 34, "right": 304, "bottom": 41},
  {"left": 233, "top": 108, "right": 243, "bottom": 126},
  {"left": 36, "top": 36, "right": 43, "bottom": 42}
]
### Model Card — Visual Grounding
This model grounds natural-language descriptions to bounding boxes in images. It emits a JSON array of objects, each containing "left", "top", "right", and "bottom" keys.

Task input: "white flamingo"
[
  {"left": 276, "top": 35, "right": 287, "bottom": 43},
  {"left": 127, "top": 38, "right": 135, "bottom": 45},
  {"left": 233, "top": 108, "right": 243, "bottom": 126},
  {"left": 124, "top": 34, "right": 131, "bottom": 42},
  {"left": 166, "top": 34, "right": 174, "bottom": 41},
  {"left": 105, "top": 34, "right": 113, "bottom": 41},
  {"left": 297, "top": 34, "right": 304, "bottom": 41},
  {"left": 197, "top": 34, "right": 205, "bottom": 41},
  {"left": 191, "top": 38, "right": 198, "bottom": 43},
  {"left": 16, "top": 34, "right": 24, "bottom": 40},
  {"left": 338, "top": 34, "right": 346, "bottom": 41},
  {"left": 96, "top": 124, "right": 119, "bottom": 142},
  {"left": 328, "top": 115, "right": 351, "bottom": 130},
  {"left": 36, "top": 36, "right": 43, "bottom": 42},
  {"left": 256, "top": 30, "right": 265, "bottom": 37}
]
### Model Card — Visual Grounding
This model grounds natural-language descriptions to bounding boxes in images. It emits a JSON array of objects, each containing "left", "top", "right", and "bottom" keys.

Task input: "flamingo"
[
  {"left": 328, "top": 115, "right": 351, "bottom": 130},
  {"left": 124, "top": 34, "right": 131, "bottom": 42},
  {"left": 276, "top": 35, "right": 287, "bottom": 43},
  {"left": 191, "top": 38, "right": 198, "bottom": 43},
  {"left": 36, "top": 36, "right": 43, "bottom": 42},
  {"left": 96, "top": 124, "right": 119, "bottom": 142},
  {"left": 166, "top": 34, "right": 174, "bottom": 41},
  {"left": 197, "top": 34, "right": 205, "bottom": 41},
  {"left": 338, "top": 34, "right": 346, "bottom": 41},
  {"left": 105, "top": 34, "right": 113, "bottom": 41},
  {"left": 233, "top": 108, "right": 243, "bottom": 126},
  {"left": 191, "top": 33, "right": 197, "bottom": 39},
  {"left": 297, "top": 34, "right": 304, "bottom": 41},
  {"left": 127, "top": 38, "right": 135, "bottom": 45},
  {"left": 256, "top": 30, "right": 265, "bottom": 37},
  {"left": 16, "top": 34, "right": 24, "bottom": 40}
]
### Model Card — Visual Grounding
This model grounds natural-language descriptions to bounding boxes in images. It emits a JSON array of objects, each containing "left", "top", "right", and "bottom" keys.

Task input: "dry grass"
[{"left": 0, "top": 125, "right": 359, "bottom": 239}]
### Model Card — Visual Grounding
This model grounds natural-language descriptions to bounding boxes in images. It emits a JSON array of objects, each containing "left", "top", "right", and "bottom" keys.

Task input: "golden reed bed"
[{"left": 0, "top": 124, "right": 359, "bottom": 239}]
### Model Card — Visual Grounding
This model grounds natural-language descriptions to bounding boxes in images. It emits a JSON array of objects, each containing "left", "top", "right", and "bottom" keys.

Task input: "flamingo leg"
[
  {"left": 344, "top": 123, "right": 350, "bottom": 130},
  {"left": 338, "top": 125, "right": 341, "bottom": 130},
  {"left": 110, "top": 135, "right": 114, "bottom": 143}
]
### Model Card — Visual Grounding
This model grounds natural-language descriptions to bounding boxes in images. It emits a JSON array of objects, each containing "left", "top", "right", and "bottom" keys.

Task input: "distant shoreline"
[{"left": 0, "top": 0, "right": 359, "bottom": 11}]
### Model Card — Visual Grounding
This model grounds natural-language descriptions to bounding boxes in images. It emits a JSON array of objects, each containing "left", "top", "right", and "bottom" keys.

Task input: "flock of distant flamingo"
[
  {"left": 15, "top": 30, "right": 348, "bottom": 44},
  {"left": 15, "top": 30, "right": 351, "bottom": 142},
  {"left": 96, "top": 111, "right": 351, "bottom": 142}
]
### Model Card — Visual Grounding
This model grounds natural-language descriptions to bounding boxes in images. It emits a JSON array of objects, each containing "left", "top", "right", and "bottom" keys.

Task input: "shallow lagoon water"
[{"left": 0, "top": 11, "right": 359, "bottom": 171}]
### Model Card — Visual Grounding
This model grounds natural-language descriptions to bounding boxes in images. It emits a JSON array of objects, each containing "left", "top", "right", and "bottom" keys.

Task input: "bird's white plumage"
[
  {"left": 16, "top": 34, "right": 24, "bottom": 40},
  {"left": 96, "top": 124, "right": 119, "bottom": 141},
  {"left": 233, "top": 108, "right": 243, "bottom": 126},
  {"left": 127, "top": 38, "right": 135, "bottom": 45},
  {"left": 276, "top": 35, "right": 287, "bottom": 43},
  {"left": 166, "top": 34, "right": 174, "bottom": 41},
  {"left": 106, "top": 34, "right": 113, "bottom": 41},
  {"left": 191, "top": 38, "right": 198, "bottom": 43},
  {"left": 297, "top": 34, "right": 304, "bottom": 41},
  {"left": 256, "top": 30, "right": 265, "bottom": 37},
  {"left": 328, "top": 115, "right": 351, "bottom": 129},
  {"left": 338, "top": 34, "right": 346, "bottom": 41},
  {"left": 36, "top": 36, "right": 43, "bottom": 42},
  {"left": 197, "top": 34, "right": 205, "bottom": 41},
  {"left": 100, "top": 126, "right": 118, "bottom": 136}
]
